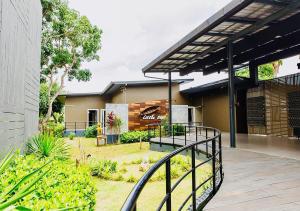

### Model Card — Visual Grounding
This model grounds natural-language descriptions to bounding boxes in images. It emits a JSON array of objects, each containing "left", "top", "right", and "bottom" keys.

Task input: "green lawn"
[{"left": 67, "top": 138, "right": 212, "bottom": 211}]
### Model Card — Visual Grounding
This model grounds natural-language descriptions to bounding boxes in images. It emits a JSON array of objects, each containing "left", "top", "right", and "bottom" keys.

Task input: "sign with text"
[{"left": 128, "top": 100, "right": 168, "bottom": 131}]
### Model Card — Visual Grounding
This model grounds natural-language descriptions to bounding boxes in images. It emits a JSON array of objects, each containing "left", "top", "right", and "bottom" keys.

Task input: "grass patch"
[{"left": 67, "top": 138, "right": 212, "bottom": 211}]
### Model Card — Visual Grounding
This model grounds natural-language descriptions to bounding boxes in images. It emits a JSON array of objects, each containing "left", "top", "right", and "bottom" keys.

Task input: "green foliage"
[
  {"left": 84, "top": 125, "right": 97, "bottom": 138},
  {"left": 126, "top": 175, "right": 138, "bottom": 183},
  {"left": 172, "top": 124, "right": 185, "bottom": 136},
  {"left": 0, "top": 151, "right": 49, "bottom": 210},
  {"left": 90, "top": 160, "right": 118, "bottom": 179},
  {"left": 235, "top": 62, "right": 281, "bottom": 80},
  {"left": 69, "top": 132, "right": 75, "bottom": 140},
  {"left": 0, "top": 155, "right": 96, "bottom": 210},
  {"left": 42, "top": 122, "right": 65, "bottom": 138},
  {"left": 41, "top": 0, "right": 102, "bottom": 82},
  {"left": 40, "top": 0, "right": 102, "bottom": 121},
  {"left": 26, "top": 134, "right": 69, "bottom": 160},
  {"left": 39, "top": 83, "right": 64, "bottom": 118},
  {"left": 120, "top": 131, "right": 153, "bottom": 144}
]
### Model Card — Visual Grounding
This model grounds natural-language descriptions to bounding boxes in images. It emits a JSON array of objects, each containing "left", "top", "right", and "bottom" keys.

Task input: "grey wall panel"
[{"left": 0, "top": 0, "right": 42, "bottom": 153}]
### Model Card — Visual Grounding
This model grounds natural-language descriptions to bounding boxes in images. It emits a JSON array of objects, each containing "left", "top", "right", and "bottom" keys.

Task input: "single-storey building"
[
  {"left": 60, "top": 79, "right": 200, "bottom": 134},
  {"left": 61, "top": 73, "right": 300, "bottom": 138}
]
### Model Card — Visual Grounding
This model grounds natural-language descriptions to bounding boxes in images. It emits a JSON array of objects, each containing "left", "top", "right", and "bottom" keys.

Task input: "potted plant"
[{"left": 106, "top": 112, "right": 123, "bottom": 144}]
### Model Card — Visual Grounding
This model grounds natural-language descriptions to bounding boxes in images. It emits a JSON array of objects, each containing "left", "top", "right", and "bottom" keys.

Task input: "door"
[
  {"left": 236, "top": 89, "right": 248, "bottom": 134},
  {"left": 88, "top": 109, "right": 98, "bottom": 126}
]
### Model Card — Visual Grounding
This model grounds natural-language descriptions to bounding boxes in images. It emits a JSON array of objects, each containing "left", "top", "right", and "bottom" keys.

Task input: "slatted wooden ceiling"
[{"left": 143, "top": 0, "right": 300, "bottom": 76}]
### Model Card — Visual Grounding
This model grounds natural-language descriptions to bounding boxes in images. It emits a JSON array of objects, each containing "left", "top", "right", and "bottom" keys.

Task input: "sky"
[{"left": 66, "top": 0, "right": 300, "bottom": 93}]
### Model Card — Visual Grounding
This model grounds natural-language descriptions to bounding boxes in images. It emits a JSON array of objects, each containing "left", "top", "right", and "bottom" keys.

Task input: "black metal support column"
[
  {"left": 168, "top": 71, "right": 172, "bottom": 136},
  {"left": 228, "top": 42, "right": 236, "bottom": 148},
  {"left": 249, "top": 61, "right": 259, "bottom": 86}
]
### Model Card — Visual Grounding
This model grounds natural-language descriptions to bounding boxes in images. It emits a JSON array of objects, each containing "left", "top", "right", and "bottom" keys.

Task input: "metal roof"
[
  {"left": 101, "top": 79, "right": 193, "bottom": 96},
  {"left": 181, "top": 72, "right": 300, "bottom": 95},
  {"left": 60, "top": 79, "right": 193, "bottom": 97},
  {"left": 143, "top": 0, "right": 300, "bottom": 76}
]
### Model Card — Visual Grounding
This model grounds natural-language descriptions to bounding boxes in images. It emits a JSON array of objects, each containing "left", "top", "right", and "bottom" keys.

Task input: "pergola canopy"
[{"left": 143, "top": 0, "right": 300, "bottom": 76}]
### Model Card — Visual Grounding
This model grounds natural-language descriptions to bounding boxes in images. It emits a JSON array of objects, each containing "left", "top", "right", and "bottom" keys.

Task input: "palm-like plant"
[
  {"left": 26, "top": 134, "right": 70, "bottom": 160},
  {"left": 0, "top": 150, "right": 50, "bottom": 210}
]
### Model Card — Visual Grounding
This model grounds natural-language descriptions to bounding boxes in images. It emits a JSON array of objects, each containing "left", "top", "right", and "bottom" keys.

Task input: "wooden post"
[{"left": 140, "top": 136, "right": 142, "bottom": 150}]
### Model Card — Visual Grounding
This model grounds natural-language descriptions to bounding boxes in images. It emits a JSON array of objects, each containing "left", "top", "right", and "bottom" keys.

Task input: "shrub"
[
  {"left": 0, "top": 155, "right": 96, "bottom": 210},
  {"left": 53, "top": 123, "right": 65, "bottom": 138},
  {"left": 69, "top": 132, "right": 75, "bottom": 140},
  {"left": 126, "top": 175, "right": 138, "bottom": 183},
  {"left": 26, "top": 134, "right": 70, "bottom": 160},
  {"left": 173, "top": 124, "right": 185, "bottom": 136},
  {"left": 84, "top": 125, "right": 97, "bottom": 138},
  {"left": 43, "top": 122, "right": 65, "bottom": 138},
  {"left": 90, "top": 160, "right": 118, "bottom": 179},
  {"left": 120, "top": 131, "right": 151, "bottom": 144},
  {"left": 0, "top": 150, "right": 49, "bottom": 210}
]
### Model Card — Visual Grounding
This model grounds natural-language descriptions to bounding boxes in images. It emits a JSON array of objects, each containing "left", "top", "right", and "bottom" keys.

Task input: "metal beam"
[
  {"left": 176, "top": 0, "right": 300, "bottom": 75},
  {"left": 168, "top": 71, "right": 172, "bottom": 136},
  {"left": 179, "top": 12, "right": 300, "bottom": 74},
  {"left": 203, "top": 29, "right": 300, "bottom": 72},
  {"left": 249, "top": 61, "right": 259, "bottom": 86},
  {"left": 228, "top": 42, "right": 236, "bottom": 148},
  {"left": 189, "top": 42, "right": 216, "bottom": 47}
]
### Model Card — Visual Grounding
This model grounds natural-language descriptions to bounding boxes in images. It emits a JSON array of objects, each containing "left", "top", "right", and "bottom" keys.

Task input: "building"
[
  {"left": 62, "top": 73, "right": 300, "bottom": 138},
  {"left": 0, "top": 0, "right": 42, "bottom": 152},
  {"left": 183, "top": 73, "right": 300, "bottom": 138},
  {"left": 60, "top": 79, "right": 198, "bottom": 135}
]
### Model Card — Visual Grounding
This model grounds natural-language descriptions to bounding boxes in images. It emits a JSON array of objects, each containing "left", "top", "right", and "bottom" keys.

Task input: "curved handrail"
[{"left": 122, "top": 125, "right": 223, "bottom": 211}]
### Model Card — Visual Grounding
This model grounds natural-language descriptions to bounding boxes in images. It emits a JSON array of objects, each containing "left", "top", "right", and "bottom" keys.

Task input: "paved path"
[
  {"left": 152, "top": 133, "right": 300, "bottom": 210},
  {"left": 205, "top": 147, "right": 300, "bottom": 211}
]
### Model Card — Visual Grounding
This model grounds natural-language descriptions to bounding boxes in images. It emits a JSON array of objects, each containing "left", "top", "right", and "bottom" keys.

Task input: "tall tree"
[
  {"left": 39, "top": 83, "right": 64, "bottom": 118},
  {"left": 41, "top": 0, "right": 102, "bottom": 123}
]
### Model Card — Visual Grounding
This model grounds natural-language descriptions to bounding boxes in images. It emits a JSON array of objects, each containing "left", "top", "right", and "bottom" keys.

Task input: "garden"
[{"left": 0, "top": 120, "right": 212, "bottom": 210}]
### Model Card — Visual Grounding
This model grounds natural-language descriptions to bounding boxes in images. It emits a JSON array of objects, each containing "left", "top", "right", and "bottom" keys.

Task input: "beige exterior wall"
[
  {"left": 111, "top": 84, "right": 189, "bottom": 105},
  {"left": 64, "top": 96, "right": 106, "bottom": 129},
  {"left": 203, "top": 93, "right": 230, "bottom": 132},
  {"left": 188, "top": 91, "right": 230, "bottom": 132}
]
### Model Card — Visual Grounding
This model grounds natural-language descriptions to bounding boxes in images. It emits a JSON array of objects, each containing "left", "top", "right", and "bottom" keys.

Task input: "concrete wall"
[
  {"left": 111, "top": 84, "right": 189, "bottom": 105},
  {"left": 0, "top": 0, "right": 42, "bottom": 152}
]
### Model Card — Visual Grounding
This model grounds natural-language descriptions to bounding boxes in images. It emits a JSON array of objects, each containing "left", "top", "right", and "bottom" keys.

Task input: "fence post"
[
  {"left": 172, "top": 125, "right": 175, "bottom": 148},
  {"left": 219, "top": 133, "right": 223, "bottom": 179},
  {"left": 184, "top": 126, "right": 187, "bottom": 146},
  {"left": 196, "top": 127, "right": 198, "bottom": 151},
  {"left": 206, "top": 128, "right": 208, "bottom": 158},
  {"left": 166, "top": 160, "right": 171, "bottom": 211},
  {"left": 148, "top": 125, "right": 150, "bottom": 142},
  {"left": 64, "top": 122, "right": 66, "bottom": 134},
  {"left": 212, "top": 137, "right": 216, "bottom": 193},
  {"left": 192, "top": 146, "right": 196, "bottom": 211},
  {"left": 75, "top": 122, "right": 77, "bottom": 134},
  {"left": 133, "top": 203, "right": 137, "bottom": 211},
  {"left": 159, "top": 125, "right": 162, "bottom": 147}
]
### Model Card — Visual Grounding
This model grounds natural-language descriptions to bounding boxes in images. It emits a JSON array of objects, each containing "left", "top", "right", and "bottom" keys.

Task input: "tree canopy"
[
  {"left": 40, "top": 0, "right": 102, "bottom": 122},
  {"left": 235, "top": 61, "right": 282, "bottom": 80}
]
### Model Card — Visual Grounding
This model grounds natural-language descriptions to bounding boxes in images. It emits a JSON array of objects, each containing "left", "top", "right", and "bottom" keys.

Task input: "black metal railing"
[
  {"left": 122, "top": 123, "right": 223, "bottom": 211},
  {"left": 64, "top": 121, "right": 98, "bottom": 133}
]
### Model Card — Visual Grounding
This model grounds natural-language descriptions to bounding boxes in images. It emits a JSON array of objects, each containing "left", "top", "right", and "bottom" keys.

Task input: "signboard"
[
  {"left": 140, "top": 106, "right": 164, "bottom": 120},
  {"left": 128, "top": 100, "right": 168, "bottom": 131}
]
